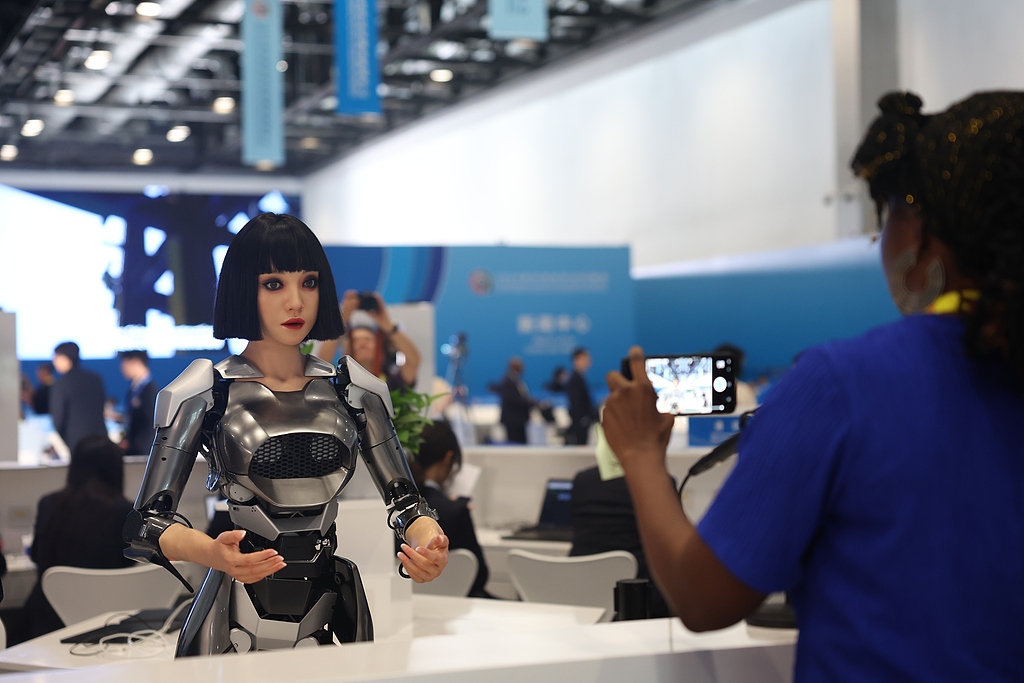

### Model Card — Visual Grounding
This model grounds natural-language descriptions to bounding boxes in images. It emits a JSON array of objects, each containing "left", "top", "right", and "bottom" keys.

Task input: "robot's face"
[{"left": 256, "top": 270, "right": 319, "bottom": 346}]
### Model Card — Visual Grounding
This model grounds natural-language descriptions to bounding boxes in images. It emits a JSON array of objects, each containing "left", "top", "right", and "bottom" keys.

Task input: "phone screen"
[{"left": 622, "top": 354, "right": 737, "bottom": 415}]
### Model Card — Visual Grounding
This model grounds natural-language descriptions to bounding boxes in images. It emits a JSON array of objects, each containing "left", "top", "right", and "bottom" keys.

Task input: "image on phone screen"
[{"left": 624, "top": 355, "right": 736, "bottom": 415}]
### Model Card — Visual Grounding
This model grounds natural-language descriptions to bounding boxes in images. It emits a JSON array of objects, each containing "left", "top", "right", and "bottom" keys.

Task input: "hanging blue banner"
[
  {"left": 488, "top": 0, "right": 548, "bottom": 42},
  {"left": 335, "top": 0, "right": 381, "bottom": 115},
  {"left": 241, "top": 0, "right": 285, "bottom": 168}
]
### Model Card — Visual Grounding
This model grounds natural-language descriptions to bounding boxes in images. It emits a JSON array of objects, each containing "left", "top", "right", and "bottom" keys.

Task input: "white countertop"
[{"left": 0, "top": 596, "right": 796, "bottom": 683}]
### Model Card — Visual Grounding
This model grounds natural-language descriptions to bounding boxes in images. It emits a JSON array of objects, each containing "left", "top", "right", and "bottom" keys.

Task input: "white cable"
[{"left": 68, "top": 598, "right": 194, "bottom": 660}]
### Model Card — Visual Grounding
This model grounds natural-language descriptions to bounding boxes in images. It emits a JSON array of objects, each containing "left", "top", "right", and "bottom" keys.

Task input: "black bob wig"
[{"left": 213, "top": 213, "right": 344, "bottom": 341}]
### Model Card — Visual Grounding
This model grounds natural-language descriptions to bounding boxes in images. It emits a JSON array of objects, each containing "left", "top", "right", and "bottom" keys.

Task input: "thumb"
[{"left": 216, "top": 529, "right": 246, "bottom": 546}]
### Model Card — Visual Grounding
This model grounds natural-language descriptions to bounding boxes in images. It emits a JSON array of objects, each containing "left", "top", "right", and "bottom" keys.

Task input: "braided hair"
[{"left": 852, "top": 91, "right": 1024, "bottom": 384}]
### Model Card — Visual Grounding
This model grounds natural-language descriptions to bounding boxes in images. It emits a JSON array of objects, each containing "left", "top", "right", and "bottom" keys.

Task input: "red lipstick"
[{"left": 283, "top": 318, "right": 305, "bottom": 330}]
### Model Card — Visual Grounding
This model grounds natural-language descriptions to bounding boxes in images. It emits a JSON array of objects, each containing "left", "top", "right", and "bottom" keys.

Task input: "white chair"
[
  {"left": 412, "top": 548, "right": 479, "bottom": 597},
  {"left": 41, "top": 563, "right": 189, "bottom": 626},
  {"left": 506, "top": 549, "right": 638, "bottom": 621}
]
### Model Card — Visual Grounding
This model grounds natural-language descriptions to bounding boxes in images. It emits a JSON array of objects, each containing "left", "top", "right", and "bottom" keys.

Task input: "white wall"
[
  {"left": 304, "top": 0, "right": 839, "bottom": 269},
  {"left": 898, "top": 0, "right": 1024, "bottom": 111}
]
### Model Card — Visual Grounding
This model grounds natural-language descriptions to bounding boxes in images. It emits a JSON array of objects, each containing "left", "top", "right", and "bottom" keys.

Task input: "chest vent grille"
[{"left": 249, "top": 433, "right": 346, "bottom": 480}]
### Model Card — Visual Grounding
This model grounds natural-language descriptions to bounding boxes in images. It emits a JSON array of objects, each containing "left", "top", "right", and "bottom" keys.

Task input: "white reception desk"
[{"left": 0, "top": 599, "right": 794, "bottom": 682}]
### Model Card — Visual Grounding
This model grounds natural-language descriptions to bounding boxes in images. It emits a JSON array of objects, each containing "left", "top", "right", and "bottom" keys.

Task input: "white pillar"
[
  {"left": 831, "top": 0, "right": 899, "bottom": 239},
  {"left": 0, "top": 311, "right": 18, "bottom": 461}
]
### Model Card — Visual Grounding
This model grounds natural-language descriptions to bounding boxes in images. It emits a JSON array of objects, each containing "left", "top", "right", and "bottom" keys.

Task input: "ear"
[{"left": 442, "top": 451, "right": 456, "bottom": 468}]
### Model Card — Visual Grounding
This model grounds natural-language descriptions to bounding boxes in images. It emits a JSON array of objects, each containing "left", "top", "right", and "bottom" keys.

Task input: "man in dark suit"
[
  {"left": 569, "top": 465, "right": 673, "bottom": 617},
  {"left": 118, "top": 350, "right": 157, "bottom": 455},
  {"left": 566, "top": 347, "right": 598, "bottom": 445},
  {"left": 49, "top": 341, "right": 107, "bottom": 453},
  {"left": 492, "top": 357, "right": 537, "bottom": 444}
]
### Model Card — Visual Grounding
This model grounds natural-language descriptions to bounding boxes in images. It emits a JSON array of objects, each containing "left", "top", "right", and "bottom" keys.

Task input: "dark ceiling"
[{"left": 0, "top": 0, "right": 711, "bottom": 176}]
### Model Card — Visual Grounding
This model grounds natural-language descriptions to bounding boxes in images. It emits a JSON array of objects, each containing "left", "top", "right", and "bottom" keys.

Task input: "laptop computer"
[{"left": 502, "top": 478, "right": 574, "bottom": 542}]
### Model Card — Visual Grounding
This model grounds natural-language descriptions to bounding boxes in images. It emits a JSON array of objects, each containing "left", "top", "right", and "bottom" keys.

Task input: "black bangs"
[{"left": 256, "top": 219, "right": 328, "bottom": 274}]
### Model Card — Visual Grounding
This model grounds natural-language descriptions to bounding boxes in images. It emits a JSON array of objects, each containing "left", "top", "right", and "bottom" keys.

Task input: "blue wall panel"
[{"left": 634, "top": 261, "right": 900, "bottom": 382}]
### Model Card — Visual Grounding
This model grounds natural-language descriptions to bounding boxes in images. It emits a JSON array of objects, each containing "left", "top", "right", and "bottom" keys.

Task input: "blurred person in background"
[
  {"left": 565, "top": 347, "right": 598, "bottom": 445},
  {"left": 19, "top": 435, "right": 132, "bottom": 642},
  {"left": 569, "top": 465, "right": 672, "bottom": 617},
  {"left": 117, "top": 350, "right": 157, "bottom": 455},
  {"left": 490, "top": 357, "right": 539, "bottom": 444},
  {"left": 317, "top": 290, "right": 421, "bottom": 392},
  {"left": 409, "top": 421, "right": 493, "bottom": 598},
  {"left": 50, "top": 342, "right": 107, "bottom": 453},
  {"left": 31, "top": 362, "right": 55, "bottom": 416}
]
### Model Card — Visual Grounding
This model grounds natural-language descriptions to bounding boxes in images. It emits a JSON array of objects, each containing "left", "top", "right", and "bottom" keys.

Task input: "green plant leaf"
[{"left": 390, "top": 389, "right": 446, "bottom": 460}]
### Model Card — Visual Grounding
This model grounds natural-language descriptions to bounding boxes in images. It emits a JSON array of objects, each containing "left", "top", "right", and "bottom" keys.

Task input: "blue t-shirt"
[{"left": 698, "top": 315, "right": 1024, "bottom": 682}]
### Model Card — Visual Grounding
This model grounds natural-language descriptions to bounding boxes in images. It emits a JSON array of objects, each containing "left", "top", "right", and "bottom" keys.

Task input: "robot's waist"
[{"left": 243, "top": 528, "right": 336, "bottom": 577}]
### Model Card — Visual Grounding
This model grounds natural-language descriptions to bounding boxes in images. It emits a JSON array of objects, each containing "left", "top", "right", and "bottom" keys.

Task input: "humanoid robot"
[
  {"left": 123, "top": 353, "right": 434, "bottom": 655},
  {"left": 122, "top": 212, "right": 443, "bottom": 656}
]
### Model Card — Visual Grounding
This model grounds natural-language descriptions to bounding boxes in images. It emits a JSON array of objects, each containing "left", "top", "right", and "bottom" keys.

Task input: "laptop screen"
[{"left": 536, "top": 479, "right": 573, "bottom": 528}]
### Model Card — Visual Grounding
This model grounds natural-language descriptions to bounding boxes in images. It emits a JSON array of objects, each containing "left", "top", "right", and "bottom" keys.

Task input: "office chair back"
[
  {"left": 41, "top": 563, "right": 188, "bottom": 626},
  {"left": 507, "top": 549, "right": 637, "bottom": 620},
  {"left": 412, "top": 548, "right": 478, "bottom": 597}
]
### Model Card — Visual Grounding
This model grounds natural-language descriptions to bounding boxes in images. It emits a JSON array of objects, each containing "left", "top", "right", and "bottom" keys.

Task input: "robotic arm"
[
  {"left": 123, "top": 359, "right": 217, "bottom": 590},
  {"left": 336, "top": 357, "right": 436, "bottom": 543}
]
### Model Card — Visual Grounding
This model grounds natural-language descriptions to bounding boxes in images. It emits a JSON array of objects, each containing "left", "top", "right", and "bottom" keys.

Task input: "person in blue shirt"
[{"left": 601, "top": 91, "right": 1024, "bottom": 682}]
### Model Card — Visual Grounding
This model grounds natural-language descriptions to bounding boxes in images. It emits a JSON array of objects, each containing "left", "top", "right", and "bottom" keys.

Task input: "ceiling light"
[
  {"left": 0, "top": 145, "right": 17, "bottom": 161},
  {"left": 166, "top": 125, "right": 191, "bottom": 142},
  {"left": 276, "top": 60, "right": 288, "bottom": 72},
  {"left": 21, "top": 119, "right": 44, "bottom": 137},
  {"left": 212, "top": 96, "right": 235, "bottom": 114},
  {"left": 430, "top": 69, "right": 454, "bottom": 83},
  {"left": 133, "top": 148, "right": 154, "bottom": 165},
  {"left": 299, "top": 137, "right": 320, "bottom": 150},
  {"left": 53, "top": 89, "right": 75, "bottom": 105},
  {"left": 400, "top": 60, "right": 434, "bottom": 76},
  {"left": 254, "top": 160, "right": 276, "bottom": 171},
  {"left": 84, "top": 49, "right": 112, "bottom": 70},
  {"left": 105, "top": 2, "right": 122, "bottom": 15},
  {"left": 135, "top": 2, "right": 162, "bottom": 17},
  {"left": 431, "top": 40, "right": 465, "bottom": 61}
]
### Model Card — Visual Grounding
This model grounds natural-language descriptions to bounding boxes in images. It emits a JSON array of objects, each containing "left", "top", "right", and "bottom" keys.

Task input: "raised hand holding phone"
[
  {"left": 602, "top": 346, "right": 676, "bottom": 475},
  {"left": 621, "top": 353, "right": 737, "bottom": 415}
]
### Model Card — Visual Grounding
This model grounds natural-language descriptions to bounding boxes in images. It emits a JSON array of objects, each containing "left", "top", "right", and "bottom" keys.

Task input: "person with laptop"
[{"left": 569, "top": 465, "right": 672, "bottom": 618}]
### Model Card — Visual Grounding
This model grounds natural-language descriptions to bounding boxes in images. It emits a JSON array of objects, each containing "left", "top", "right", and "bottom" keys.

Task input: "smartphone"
[
  {"left": 621, "top": 354, "right": 737, "bottom": 415},
  {"left": 358, "top": 292, "right": 380, "bottom": 312}
]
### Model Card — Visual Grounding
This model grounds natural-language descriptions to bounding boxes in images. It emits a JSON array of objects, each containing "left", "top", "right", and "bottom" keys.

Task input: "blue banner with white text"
[
  {"left": 488, "top": 0, "right": 549, "bottom": 42},
  {"left": 323, "top": 246, "right": 632, "bottom": 404},
  {"left": 241, "top": 0, "right": 285, "bottom": 167},
  {"left": 335, "top": 0, "right": 381, "bottom": 115}
]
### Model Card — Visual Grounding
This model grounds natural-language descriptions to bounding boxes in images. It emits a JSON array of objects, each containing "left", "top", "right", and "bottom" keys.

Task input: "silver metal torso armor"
[
  {"left": 216, "top": 375, "right": 358, "bottom": 511},
  {"left": 124, "top": 353, "right": 434, "bottom": 655}
]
